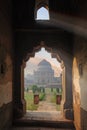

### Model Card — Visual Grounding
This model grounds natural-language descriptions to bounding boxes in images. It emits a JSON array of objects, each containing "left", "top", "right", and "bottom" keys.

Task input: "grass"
[
  {"left": 24, "top": 88, "right": 62, "bottom": 111},
  {"left": 56, "top": 105, "right": 61, "bottom": 111},
  {"left": 24, "top": 92, "right": 38, "bottom": 110},
  {"left": 50, "top": 92, "right": 56, "bottom": 103},
  {"left": 50, "top": 91, "right": 61, "bottom": 111},
  {"left": 51, "top": 93, "right": 61, "bottom": 111}
]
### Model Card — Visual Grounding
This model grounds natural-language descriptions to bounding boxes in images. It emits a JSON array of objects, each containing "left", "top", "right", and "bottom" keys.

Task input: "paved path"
[
  {"left": 23, "top": 93, "right": 64, "bottom": 121},
  {"left": 25, "top": 111, "right": 63, "bottom": 121},
  {"left": 12, "top": 94, "right": 75, "bottom": 129},
  {"left": 37, "top": 101, "right": 57, "bottom": 111},
  {"left": 37, "top": 93, "right": 57, "bottom": 111}
]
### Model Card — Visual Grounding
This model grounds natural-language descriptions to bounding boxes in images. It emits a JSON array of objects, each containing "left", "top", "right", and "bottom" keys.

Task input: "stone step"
[
  {"left": 13, "top": 120, "right": 75, "bottom": 129},
  {"left": 11, "top": 127, "right": 75, "bottom": 130}
]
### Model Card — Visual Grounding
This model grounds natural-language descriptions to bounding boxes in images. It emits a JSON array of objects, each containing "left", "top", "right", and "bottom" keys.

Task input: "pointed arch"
[
  {"left": 18, "top": 41, "right": 73, "bottom": 121},
  {"left": 21, "top": 41, "right": 64, "bottom": 114},
  {"left": 34, "top": 0, "right": 50, "bottom": 20},
  {"left": 24, "top": 41, "right": 62, "bottom": 63},
  {"left": 36, "top": 7, "right": 50, "bottom": 20}
]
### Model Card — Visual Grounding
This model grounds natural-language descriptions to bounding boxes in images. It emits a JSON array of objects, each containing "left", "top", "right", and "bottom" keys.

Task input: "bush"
[
  {"left": 32, "top": 85, "right": 39, "bottom": 93},
  {"left": 39, "top": 92, "right": 45, "bottom": 101}
]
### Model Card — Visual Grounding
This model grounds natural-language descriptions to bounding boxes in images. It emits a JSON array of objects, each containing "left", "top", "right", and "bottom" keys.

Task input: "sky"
[
  {"left": 35, "top": 48, "right": 60, "bottom": 66},
  {"left": 25, "top": 48, "right": 62, "bottom": 77},
  {"left": 36, "top": 7, "right": 50, "bottom": 20}
]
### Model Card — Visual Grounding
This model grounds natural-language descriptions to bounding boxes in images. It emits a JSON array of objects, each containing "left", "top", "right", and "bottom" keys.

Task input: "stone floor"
[
  {"left": 23, "top": 111, "right": 66, "bottom": 121},
  {"left": 12, "top": 111, "right": 75, "bottom": 130},
  {"left": 12, "top": 94, "right": 75, "bottom": 130},
  {"left": 11, "top": 127, "right": 75, "bottom": 130}
]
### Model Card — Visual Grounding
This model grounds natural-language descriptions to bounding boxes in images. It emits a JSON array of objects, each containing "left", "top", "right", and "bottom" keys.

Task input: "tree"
[
  {"left": 32, "top": 85, "right": 38, "bottom": 93},
  {"left": 51, "top": 88, "right": 53, "bottom": 92}
]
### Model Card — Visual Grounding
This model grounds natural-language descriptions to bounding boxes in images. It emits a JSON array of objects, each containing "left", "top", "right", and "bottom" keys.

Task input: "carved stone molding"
[{"left": 24, "top": 41, "right": 62, "bottom": 63}]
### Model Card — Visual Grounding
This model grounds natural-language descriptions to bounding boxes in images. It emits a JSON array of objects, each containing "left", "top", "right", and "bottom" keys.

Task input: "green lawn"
[
  {"left": 50, "top": 92, "right": 56, "bottom": 103},
  {"left": 24, "top": 92, "right": 38, "bottom": 110},
  {"left": 24, "top": 88, "right": 62, "bottom": 111},
  {"left": 56, "top": 105, "right": 61, "bottom": 111}
]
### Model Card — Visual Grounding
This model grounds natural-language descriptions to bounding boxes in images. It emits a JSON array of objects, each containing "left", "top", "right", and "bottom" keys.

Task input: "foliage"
[
  {"left": 32, "top": 85, "right": 39, "bottom": 93},
  {"left": 24, "top": 87, "right": 62, "bottom": 111},
  {"left": 56, "top": 88, "right": 59, "bottom": 93},
  {"left": 39, "top": 92, "right": 45, "bottom": 101},
  {"left": 51, "top": 88, "right": 53, "bottom": 92}
]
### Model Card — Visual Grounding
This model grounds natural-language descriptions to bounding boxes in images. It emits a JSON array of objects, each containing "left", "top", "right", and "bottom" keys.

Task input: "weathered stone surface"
[
  {"left": 81, "top": 107, "right": 87, "bottom": 130},
  {"left": 0, "top": 0, "right": 13, "bottom": 129},
  {"left": 0, "top": 102, "right": 12, "bottom": 130},
  {"left": 73, "top": 36, "right": 87, "bottom": 130}
]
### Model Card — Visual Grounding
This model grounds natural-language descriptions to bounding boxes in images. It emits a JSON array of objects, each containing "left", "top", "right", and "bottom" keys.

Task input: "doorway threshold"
[
  {"left": 13, "top": 111, "right": 75, "bottom": 129},
  {"left": 24, "top": 111, "right": 65, "bottom": 121}
]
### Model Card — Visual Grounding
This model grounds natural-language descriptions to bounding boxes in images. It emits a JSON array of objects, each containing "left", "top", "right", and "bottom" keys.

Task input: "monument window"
[{"left": 36, "top": 7, "right": 50, "bottom": 20}]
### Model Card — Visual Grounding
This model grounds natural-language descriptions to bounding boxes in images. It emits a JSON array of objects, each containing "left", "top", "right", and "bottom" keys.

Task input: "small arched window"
[{"left": 36, "top": 7, "right": 50, "bottom": 20}]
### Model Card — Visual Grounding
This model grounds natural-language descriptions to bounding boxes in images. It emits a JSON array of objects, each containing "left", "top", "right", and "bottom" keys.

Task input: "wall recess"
[{"left": 0, "top": 43, "right": 7, "bottom": 77}]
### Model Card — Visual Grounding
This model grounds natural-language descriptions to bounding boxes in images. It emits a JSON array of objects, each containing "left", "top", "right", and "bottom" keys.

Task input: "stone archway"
[{"left": 20, "top": 41, "right": 73, "bottom": 120}]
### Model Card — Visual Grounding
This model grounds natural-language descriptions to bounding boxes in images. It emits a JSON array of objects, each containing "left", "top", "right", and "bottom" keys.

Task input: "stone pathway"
[
  {"left": 24, "top": 111, "right": 63, "bottom": 121},
  {"left": 11, "top": 93, "right": 75, "bottom": 130},
  {"left": 37, "top": 93, "right": 57, "bottom": 111},
  {"left": 22, "top": 93, "right": 65, "bottom": 121},
  {"left": 12, "top": 94, "right": 75, "bottom": 130},
  {"left": 37, "top": 101, "right": 57, "bottom": 111}
]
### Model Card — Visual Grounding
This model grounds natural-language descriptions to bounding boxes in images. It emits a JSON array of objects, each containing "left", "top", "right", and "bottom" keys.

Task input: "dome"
[
  {"left": 38, "top": 59, "right": 51, "bottom": 67},
  {"left": 37, "top": 59, "right": 53, "bottom": 73}
]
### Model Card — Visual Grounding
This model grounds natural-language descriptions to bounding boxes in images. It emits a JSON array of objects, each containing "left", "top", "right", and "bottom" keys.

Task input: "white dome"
[{"left": 38, "top": 59, "right": 53, "bottom": 73}]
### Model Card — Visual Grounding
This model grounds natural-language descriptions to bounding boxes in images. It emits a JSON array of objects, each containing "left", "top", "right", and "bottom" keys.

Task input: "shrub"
[
  {"left": 32, "top": 85, "right": 39, "bottom": 93},
  {"left": 39, "top": 92, "right": 45, "bottom": 101}
]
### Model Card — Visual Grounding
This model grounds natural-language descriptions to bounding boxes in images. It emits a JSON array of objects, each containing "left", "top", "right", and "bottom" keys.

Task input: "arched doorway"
[
  {"left": 20, "top": 41, "right": 73, "bottom": 120},
  {"left": 24, "top": 46, "right": 62, "bottom": 121}
]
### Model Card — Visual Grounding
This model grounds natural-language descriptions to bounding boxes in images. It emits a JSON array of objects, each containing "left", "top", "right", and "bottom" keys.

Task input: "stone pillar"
[
  {"left": 13, "top": 60, "right": 26, "bottom": 118},
  {"left": 61, "top": 62, "right": 66, "bottom": 117},
  {"left": 61, "top": 62, "right": 73, "bottom": 120},
  {"left": 21, "top": 61, "right": 26, "bottom": 114}
]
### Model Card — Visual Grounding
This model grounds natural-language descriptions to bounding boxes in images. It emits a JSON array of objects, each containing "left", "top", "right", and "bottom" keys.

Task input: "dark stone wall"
[
  {"left": 0, "top": 0, "right": 13, "bottom": 129},
  {"left": 0, "top": 103, "right": 12, "bottom": 130},
  {"left": 15, "top": 30, "right": 73, "bottom": 61},
  {"left": 13, "top": 0, "right": 87, "bottom": 28},
  {"left": 81, "top": 108, "right": 87, "bottom": 130}
]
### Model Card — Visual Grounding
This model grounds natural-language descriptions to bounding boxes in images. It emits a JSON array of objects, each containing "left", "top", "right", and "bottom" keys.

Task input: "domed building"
[{"left": 34, "top": 59, "right": 61, "bottom": 88}]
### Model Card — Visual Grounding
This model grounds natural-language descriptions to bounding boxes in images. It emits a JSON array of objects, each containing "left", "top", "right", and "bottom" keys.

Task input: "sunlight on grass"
[
  {"left": 56, "top": 105, "right": 61, "bottom": 111},
  {"left": 24, "top": 92, "right": 38, "bottom": 110}
]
